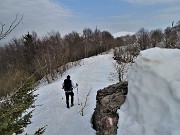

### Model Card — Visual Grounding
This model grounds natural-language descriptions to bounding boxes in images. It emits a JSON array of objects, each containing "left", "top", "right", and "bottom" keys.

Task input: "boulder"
[{"left": 92, "top": 81, "right": 128, "bottom": 135}]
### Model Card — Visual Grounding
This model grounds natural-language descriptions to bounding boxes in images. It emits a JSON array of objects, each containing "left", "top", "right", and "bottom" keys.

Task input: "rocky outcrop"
[{"left": 92, "top": 81, "right": 128, "bottom": 135}]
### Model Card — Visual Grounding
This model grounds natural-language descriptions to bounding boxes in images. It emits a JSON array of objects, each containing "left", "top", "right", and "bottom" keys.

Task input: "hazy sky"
[{"left": 0, "top": 0, "right": 180, "bottom": 43}]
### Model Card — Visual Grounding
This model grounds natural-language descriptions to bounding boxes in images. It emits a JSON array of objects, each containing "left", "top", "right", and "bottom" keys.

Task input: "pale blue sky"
[{"left": 0, "top": 0, "right": 180, "bottom": 43}]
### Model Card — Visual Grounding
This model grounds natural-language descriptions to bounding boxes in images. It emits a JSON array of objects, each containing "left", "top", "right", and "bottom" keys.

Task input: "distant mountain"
[{"left": 112, "top": 31, "right": 135, "bottom": 38}]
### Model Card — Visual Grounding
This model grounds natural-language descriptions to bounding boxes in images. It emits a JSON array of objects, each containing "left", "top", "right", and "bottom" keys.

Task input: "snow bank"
[{"left": 118, "top": 47, "right": 180, "bottom": 135}]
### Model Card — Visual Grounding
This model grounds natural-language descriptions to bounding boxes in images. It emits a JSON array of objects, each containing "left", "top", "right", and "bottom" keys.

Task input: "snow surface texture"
[
  {"left": 118, "top": 47, "right": 180, "bottom": 135},
  {"left": 21, "top": 51, "right": 119, "bottom": 135}
]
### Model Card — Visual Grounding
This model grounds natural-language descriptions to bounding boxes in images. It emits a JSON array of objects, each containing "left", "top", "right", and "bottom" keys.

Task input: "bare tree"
[
  {"left": 150, "top": 29, "right": 163, "bottom": 47},
  {"left": 136, "top": 28, "right": 150, "bottom": 50},
  {"left": 83, "top": 28, "right": 93, "bottom": 57},
  {"left": 113, "top": 62, "right": 126, "bottom": 82},
  {"left": 0, "top": 13, "right": 23, "bottom": 41},
  {"left": 64, "top": 31, "right": 82, "bottom": 61},
  {"left": 101, "top": 31, "right": 114, "bottom": 51},
  {"left": 164, "top": 27, "right": 178, "bottom": 48},
  {"left": 175, "top": 20, "right": 180, "bottom": 31}
]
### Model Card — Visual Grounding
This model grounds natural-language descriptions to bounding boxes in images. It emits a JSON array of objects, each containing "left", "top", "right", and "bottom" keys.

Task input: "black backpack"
[{"left": 64, "top": 79, "right": 73, "bottom": 91}]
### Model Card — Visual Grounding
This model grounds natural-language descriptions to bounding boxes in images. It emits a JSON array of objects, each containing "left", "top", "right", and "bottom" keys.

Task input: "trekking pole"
[
  {"left": 76, "top": 83, "right": 80, "bottom": 105},
  {"left": 60, "top": 86, "right": 65, "bottom": 100}
]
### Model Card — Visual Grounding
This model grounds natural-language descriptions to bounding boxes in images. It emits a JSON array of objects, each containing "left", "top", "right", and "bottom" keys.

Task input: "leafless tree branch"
[{"left": 0, "top": 13, "right": 23, "bottom": 41}]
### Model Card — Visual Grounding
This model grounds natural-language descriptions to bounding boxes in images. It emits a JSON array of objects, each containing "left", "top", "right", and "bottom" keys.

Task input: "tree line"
[
  {"left": 113, "top": 21, "right": 180, "bottom": 82},
  {"left": 114, "top": 21, "right": 180, "bottom": 64},
  {"left": 0, "top": 20, "right": 180, "bottom": 98},
  {"left": 0, "top": 19, "right": 179, "bottom": 134},
  {"left": 0, "top": 28, "right": 115, "bottom": 97}
]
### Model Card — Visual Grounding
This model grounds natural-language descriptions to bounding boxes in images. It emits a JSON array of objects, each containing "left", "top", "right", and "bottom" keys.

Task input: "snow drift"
[{"left": 118, "top": 47, "right": 180, "bottom": 135}]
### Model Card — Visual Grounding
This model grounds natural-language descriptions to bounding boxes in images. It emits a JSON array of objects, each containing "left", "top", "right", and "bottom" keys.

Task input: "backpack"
[{"left": 63, "top": 79, "right": 73, "bottom": 91}]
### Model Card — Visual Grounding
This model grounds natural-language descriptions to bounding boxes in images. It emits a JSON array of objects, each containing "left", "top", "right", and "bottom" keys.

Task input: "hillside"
[
  {"left": 21, "top": 50, "right": 119, "bottom": 135},
  {"left": 17, "top": 47, "right": 180, "bottom": 135}
]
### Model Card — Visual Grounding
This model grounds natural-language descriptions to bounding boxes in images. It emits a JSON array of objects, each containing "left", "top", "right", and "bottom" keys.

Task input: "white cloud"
[
  {"left": 124, "top": 0, "right": 180, "bottom": 5},
  {"left": 160, "top": 5, "right": 180, "bottom": 14},
  {"left": 1, "top": 0, "right": 180, "bottom": 44},
  {"left": 148, "top": 4, "right": 180, "bottom": 26},
  {"left": 109, "top": 14, "right": 133, "bottom": 19},
  {"left": 0, "top": 0, "right": 75, "bottom": 42}
]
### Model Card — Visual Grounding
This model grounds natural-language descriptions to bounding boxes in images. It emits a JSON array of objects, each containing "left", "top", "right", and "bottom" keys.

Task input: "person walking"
[{"left": 62, "top": 75, "right": 77, "bottom": 108}]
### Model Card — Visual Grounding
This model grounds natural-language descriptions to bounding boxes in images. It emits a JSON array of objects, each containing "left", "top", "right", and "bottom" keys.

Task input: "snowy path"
[{"left": 22, "top": 51, "right": 118, "bottom": 135}]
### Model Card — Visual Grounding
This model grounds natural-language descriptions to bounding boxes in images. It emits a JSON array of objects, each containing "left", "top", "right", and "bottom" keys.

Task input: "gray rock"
[{"left": 92, "top": 81, "right": 128, "bottom": 135}]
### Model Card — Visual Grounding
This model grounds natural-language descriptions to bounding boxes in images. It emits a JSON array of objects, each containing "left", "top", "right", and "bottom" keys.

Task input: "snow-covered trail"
[{"left": 22, "top": 51, "right": 118, "bottom": 135}]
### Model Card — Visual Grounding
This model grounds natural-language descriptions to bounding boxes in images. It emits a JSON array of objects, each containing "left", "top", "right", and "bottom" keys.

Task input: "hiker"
[{"left": 62, "top": 75, "right": 78, "bottom": 108}]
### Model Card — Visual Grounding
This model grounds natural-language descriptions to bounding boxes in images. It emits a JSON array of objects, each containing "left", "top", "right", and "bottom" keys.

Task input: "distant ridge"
[{"left": 112, "top": 31, "right": 135, "bottom": 38}]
